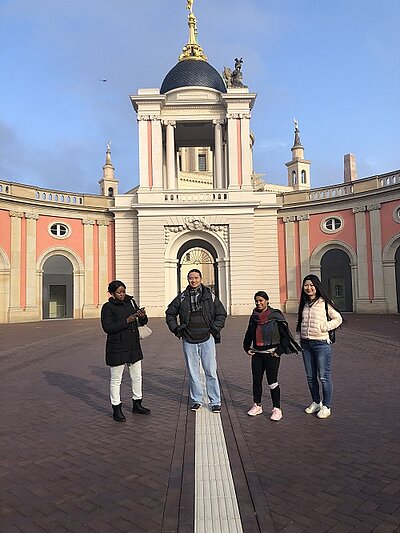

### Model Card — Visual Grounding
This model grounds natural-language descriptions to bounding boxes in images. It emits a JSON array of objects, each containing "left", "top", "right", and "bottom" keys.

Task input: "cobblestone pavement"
[{"left": 0, "top": 314, "right": 399, "bottom": 532}]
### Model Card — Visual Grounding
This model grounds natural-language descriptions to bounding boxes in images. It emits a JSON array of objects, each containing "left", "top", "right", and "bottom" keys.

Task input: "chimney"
[{"left": 344, "top": 153, "right": 357, "bottom": 183}]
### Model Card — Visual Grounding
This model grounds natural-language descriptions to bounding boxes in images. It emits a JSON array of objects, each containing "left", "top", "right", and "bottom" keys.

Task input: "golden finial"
[{"left": 179, "top": 0, "right": 207, "bottom": 61}]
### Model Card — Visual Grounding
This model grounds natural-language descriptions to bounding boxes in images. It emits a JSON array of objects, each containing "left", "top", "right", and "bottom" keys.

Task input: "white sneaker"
[
  {"left": 247, "top": 403, "right": 263, "bottom": 416},
  {"left": 317, "top": 406, "right": 331, "bottom": 419},
  {"left": 305, "top": 401, "right": 322, "bottom": 414},
  {"left": 270, "top": 407, "right": 283, "bottom": 421}
]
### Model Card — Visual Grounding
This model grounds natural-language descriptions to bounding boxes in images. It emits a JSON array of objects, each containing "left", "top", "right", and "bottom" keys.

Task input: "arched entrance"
[
  {"left": 321, "top": 249, "right": 353, "bottom": 311},
  {"left": 396, "top": 245, "right": 400, "bottom": 312},
  {"left": 42, "top": 255, "right": 73, "bottom": 319},
  {"left": 177, "top": 239, "right": 218, "bottom": 295}
]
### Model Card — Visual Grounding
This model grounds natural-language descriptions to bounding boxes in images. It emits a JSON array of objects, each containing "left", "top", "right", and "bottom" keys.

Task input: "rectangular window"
[{"left": 198, "top": 154, "right": 206, "bottom": 171}]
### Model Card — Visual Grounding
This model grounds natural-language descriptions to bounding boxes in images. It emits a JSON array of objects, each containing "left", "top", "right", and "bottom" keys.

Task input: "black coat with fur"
[{"left": 101, "top": 295, "right": 148, "bottom": 366}]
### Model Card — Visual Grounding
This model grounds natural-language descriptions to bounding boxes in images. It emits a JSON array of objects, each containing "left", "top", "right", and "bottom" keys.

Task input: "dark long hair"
[{"left": 296, "top": 274, "right": 341, "bottom": 331}]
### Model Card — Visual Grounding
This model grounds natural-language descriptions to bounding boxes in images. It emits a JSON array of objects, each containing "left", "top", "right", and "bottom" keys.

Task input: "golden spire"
[{"left": 179, "top": 0, "right": 207, "bottom": 61}]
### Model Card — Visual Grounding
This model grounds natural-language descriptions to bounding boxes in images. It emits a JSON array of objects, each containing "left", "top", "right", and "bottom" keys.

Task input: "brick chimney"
[{"left": 344, "top": 153, "right": 357, "bottom": 182}]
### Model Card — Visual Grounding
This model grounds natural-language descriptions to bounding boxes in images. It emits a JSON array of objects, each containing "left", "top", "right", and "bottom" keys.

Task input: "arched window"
[
  {"left": 108, "top": 187, "right": 114, "bottom": 197},
  {"left": 292, "top": 170, "right": 297, "bottom": 185},
  {"left": 301, "top": 170, "right": 306, "bottom": 183}
]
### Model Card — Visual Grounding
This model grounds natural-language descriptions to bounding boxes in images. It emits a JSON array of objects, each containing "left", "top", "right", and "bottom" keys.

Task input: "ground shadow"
[{"left": 43, "top": 371, "right": 107, "bottom": 414}]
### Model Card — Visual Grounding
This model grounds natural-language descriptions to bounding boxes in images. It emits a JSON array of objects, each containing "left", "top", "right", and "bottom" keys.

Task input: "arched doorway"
[
  {"left": 395, "top": 245, "right": 400, "bottom": 312},
  {"left": 177, "top": 239, "right": 218, "bottom": 295},
  {"left": 42, "top": 255, "right": 73, "bottom": 319},
  {"left": 321, "top": 249, "right": 353, "bottom": 311}
]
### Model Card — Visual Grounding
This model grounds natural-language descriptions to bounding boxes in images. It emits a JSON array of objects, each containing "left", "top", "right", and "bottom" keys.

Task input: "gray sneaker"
[
  {"left": 305, "top": 401, "right": 322, "bottom": 414},
  {"left": 211, "top": 405, "right": 221, "bottom": 413},
  {"left": 317, "top": 406, "right": 331, "bottom": 419}
]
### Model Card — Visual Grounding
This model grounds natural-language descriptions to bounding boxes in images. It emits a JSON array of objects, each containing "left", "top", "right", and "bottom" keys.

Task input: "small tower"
[
  {"left": 99, "top": 142, "right": 119, "bottom": 197},
  {"left": 285, "top": 119, "right": 311, "bottom": 190}
]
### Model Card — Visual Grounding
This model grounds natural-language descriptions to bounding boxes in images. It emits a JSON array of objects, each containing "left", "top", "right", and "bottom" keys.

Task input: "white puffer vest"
[{"left": 300, "top": 298, "right": 342, "bottom": 341}]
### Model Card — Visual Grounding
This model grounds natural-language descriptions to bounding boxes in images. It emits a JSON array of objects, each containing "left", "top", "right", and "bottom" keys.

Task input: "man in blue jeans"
[{"left": 166, "top": 269, "right": 227, "bottom": 413}]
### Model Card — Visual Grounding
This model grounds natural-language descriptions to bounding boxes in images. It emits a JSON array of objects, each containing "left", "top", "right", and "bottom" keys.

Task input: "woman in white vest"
[{"left": 296, "top": 275, "right": 342, "bottom": 419}]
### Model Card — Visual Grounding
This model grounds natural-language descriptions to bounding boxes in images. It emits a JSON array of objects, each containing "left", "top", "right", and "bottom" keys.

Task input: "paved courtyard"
[{"left": 1, "top": 314, "right": 399, "bottom": 532}]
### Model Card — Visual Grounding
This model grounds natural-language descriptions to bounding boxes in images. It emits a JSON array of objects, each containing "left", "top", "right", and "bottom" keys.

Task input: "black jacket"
[
  {"left": 101, "top": 295, "right": 148, "bottom": 366},
  {"left": 165, "top": 285, "right": 227, "bottom": 344},
  {"left": 243, "top": 307, "right": 300, "bottom": 356}
]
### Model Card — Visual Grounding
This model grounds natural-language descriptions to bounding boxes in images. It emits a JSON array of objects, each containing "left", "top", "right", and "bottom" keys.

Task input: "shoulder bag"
[{"left": 325, "top": 301, "right": 336, "bottom": 344}]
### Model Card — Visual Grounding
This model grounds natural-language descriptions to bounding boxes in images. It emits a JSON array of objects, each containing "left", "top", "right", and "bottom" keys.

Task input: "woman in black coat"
[
  {"left": 243, "top": 291, "right": 300, "bottom": 421},
  {"left": 101, "top": 280, "right": 151, "bottom": 422}
]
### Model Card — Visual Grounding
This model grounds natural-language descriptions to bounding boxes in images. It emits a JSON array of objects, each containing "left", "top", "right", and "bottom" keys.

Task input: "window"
[
  {"left": 321, "top": 216, "right": 343, "bottom": 233},
  {"left": 393, "top": 206, "right": 400, "bottom": 223},
  {"left": 292, "top": 170, "right": 297, "bottom": 185},
  {"left": 49, "top": 223, "right": 70, "bottom": 238},
  {"left": 301, "top": 170, "right": 306, "bottom": 183},
  {"left": 198, "top": 154, "right": 206, "bottom": 171}
]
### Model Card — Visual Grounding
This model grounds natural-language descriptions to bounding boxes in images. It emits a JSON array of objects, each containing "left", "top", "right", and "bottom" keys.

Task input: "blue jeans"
[
  {"left": 182, "top": 336, "right": 221, "bottom": 406},
  {"left": 301, "top": 339, "right": 333, "bottom": 408}
]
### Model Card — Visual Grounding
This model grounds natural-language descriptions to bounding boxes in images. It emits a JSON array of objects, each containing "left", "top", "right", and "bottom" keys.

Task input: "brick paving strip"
[{"left": 1, "top": 315, "right": 400, "bottom": 532}]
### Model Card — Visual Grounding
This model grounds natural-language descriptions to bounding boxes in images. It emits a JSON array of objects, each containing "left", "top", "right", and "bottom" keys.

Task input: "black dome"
[{"left": 161, "top": 60, "right": 227, "bottom": 94}]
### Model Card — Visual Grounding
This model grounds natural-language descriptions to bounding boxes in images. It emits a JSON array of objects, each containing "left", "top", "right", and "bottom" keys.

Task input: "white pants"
[{"left": 110, "top": 361, "right": 142, "bottom": 406}]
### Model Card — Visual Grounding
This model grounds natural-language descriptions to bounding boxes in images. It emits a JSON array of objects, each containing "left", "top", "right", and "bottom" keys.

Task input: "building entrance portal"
[
  {"left": 42, "top": 255, "right": 73, "bottom": 319},
  {"left": 177, "top": 240, "right": 218, "bottom": 295},
  {"left": 395, "top": 245, "right": 400, "bottom": 312},
  {"left": 321, "top": 249, "right": 353, "bottom": 312}
]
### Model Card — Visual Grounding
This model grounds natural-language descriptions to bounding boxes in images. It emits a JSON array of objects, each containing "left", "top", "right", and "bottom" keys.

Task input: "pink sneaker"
[
  {"left": 270, "top": 407, "right": 283, "bottom": 421},
  {"left": 247, "top": 403, "right": 263, "bottom": 416}
]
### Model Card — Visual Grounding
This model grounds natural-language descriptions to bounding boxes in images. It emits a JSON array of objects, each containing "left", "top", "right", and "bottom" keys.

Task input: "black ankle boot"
[
  {"left": 132, "top": 399, "right": 151, "bottom": 414},
  {"left": 112, "top": 403, "right": 126, "bottom": 422}
]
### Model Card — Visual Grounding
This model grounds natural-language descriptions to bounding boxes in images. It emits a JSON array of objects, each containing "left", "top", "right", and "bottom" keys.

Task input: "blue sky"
[{"left": 1, "top": 0, "right": 399, "bottom": 194}]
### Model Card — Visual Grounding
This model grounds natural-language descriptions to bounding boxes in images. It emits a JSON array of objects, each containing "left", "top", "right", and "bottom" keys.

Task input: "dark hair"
[
  {"left": 187, "top": 269, "right": 202, "bottom": 278},
  {"left": 296, "top": 274, "right": 340, "bottom": 331},
  {"left": 254, "top": 291, "right": 269, "bottom": 301},
  {"left": 108, "top": 280, "right": 126, "bottom": 294}
]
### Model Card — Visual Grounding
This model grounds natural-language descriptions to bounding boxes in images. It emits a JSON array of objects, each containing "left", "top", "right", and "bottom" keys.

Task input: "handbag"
[
  {"left": 325, "top": 301, "right": 336, "bottom": 344},
  {"left": 131, "top": 299, "right": 152, "bottom": 340},
  {"left": 138, "top": 323, "right": 152, "bottom": 340}
]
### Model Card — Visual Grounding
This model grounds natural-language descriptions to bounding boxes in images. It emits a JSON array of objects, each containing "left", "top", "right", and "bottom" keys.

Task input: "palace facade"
[{"left": 1, "top": 6, "right": 399, "bottom": 323}]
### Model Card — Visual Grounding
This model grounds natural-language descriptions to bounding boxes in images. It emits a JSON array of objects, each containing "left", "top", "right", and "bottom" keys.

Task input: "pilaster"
[
  {"left": 82, "top": 219, "right": 97, "bottom": 317},
  {"left": 8, "top": 210, "right": 23, "bottom": 320},
  {"left": 353, "top": 206, "right": 370, "bottom": 311},
  {"left": 24, "top": 212, "right": 39, "bottom": 319},
  {"left": 283, "top": 217, "right": 298, "bottom": 312},
  {"left": 368, "top": 204, "right": 386, "bottom": 311}
]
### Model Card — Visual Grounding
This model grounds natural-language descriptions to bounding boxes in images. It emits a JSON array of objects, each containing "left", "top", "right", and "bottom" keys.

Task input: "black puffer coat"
[{"left": 101, "top": 295, "right": 148, "bottom": 367}]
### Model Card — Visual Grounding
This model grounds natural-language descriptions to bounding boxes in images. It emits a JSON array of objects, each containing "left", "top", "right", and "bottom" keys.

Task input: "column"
[
  {"left": 239, "top": 113, "right": 252, "bottom": 190},
  {"left": 8, "top": 210, "right": 24, "bottom": 319},
  {"left": 226, "top": 114, "right": 239, "bottom": 189},
  {"left": 165, "top": 120, "right": 176, "bottom": 190},
  {"left": 82, "top": 219, "right": 96, "bottom": 317},
  {"left": 25, "top": 212, "right": 39, "bottom": 318},
  {"left": 213, "top": 120, "right": 224, "bottom": 189},
  {"left": 353, "top": 206, "right": 369, "bottom": 311},
  {"left": 137, "top": 115, "right": 150, "bottom": 188},
  {"left": 152, "top": 117, "right": 163, "bottom": 189}
]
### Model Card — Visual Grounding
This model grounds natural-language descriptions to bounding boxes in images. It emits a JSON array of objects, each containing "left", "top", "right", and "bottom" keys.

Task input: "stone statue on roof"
[
  {"left": 222, "top": 57, "right": 247, "bottom": 88},
  {"left": 186, "top": 0, "right": 194, "bottom": 13}
]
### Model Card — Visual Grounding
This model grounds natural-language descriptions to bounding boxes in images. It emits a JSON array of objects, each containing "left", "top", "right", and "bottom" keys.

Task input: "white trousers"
[{"left": 110, "top": 361, "right": 142, "bottom": 406}]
